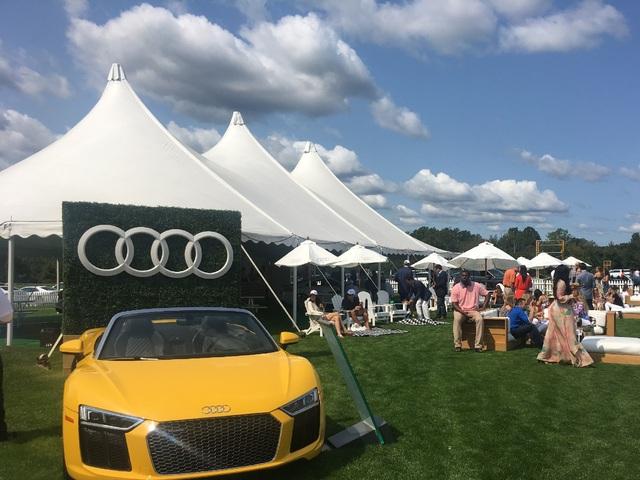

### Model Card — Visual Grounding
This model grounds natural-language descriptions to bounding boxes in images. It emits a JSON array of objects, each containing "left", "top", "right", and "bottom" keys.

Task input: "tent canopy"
[
  {"left": 563, "top": 256, "right": 590, "bottom": 267},
  {"left": 527, "top": 252, "right": 562, "bottom": 269},
  {"left": 412, "top": 252, "right": 454, "bottom": 270},
  {"left": 291, "top": 142, "right": 444, "bottom": 255},
  {"left": 274, "top": 240, "right": 338, "bottom": 267},
  {"left": 450, "top": 241, "right": 518, "bottom": 271},
  {"left": 332, "top": 244, "right": 388, "bottom": 268},
  {"left": 0, "top": 64, "right": 293, "bottom": 244},
  {"left": 202, "top": 116, "right": 375, "bottom": 251}
]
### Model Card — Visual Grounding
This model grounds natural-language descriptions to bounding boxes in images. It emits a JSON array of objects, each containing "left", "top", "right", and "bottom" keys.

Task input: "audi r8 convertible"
[{"left": 60, "top": 307, "right": 324, "bottom": 479}]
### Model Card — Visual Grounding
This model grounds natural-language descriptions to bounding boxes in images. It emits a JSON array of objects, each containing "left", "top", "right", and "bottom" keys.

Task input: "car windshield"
[{"left": 98, "top": 309, "right": 278, "bottom": 360}]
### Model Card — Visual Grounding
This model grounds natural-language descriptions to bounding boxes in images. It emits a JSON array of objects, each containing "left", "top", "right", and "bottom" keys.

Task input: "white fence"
[{"left": 11, "top": 291, "right": 59, "bottom": 311}]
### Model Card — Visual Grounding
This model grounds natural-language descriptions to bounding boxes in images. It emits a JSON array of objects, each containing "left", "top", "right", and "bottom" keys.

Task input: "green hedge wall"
[{"left": 62, "top": 202, "right": 241, "bottom": 334}]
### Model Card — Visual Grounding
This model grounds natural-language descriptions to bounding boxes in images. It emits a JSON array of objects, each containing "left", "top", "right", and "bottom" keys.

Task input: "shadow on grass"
[{"left": 12, "top": 425, "right": 61, "bottom": 444}]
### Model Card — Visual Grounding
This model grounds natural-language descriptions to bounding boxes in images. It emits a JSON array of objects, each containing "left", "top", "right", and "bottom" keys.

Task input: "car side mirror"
[
  {"left": 60, "top": 339, "right": 83, "bottom": 355},
  {"left": 279, "top": 332, "right": 300, "bottom": 349}
]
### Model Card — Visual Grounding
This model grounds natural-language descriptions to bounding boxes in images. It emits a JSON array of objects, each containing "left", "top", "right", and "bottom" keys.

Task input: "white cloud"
[
  {"left": 499, "top": 0, "right": 628, "bottom": 53},
  {"left": 264, "top": 135, "right": 365, "bottom": 175},
  {"left": 0, "top": 109, "right": 58, "bottom": 169},
  {"left": 0, "top": 48, "right": 70, "bottom": 98},
  {"left": 371, "top": 97, "right": 429, "bottom": 139},
  {"left": 394, "top": 204, "right": 419, "bottom": 217},
  {"left": 360, "top": 194, "right": 387, "bottom": 209},
  {"left": 63, "top": 0, "right": 88, "bottom": 18},
  {"left": 487, "top": 0, "right": 551, "bottom": 20},
  {"left": 166, "top": 121, "right": 221, "bottom": 153},
  {"left": 320, "top": 0, "right": 497, "bottom": 54},
  {"left": 519, "top": 149, "right": 610, "bottom": 182},
  {"left": 235, "top": 0, "right": 270, "bottom": 24},
  {"left": 578, "top": 223, "right": 589, "bottom": 229},
  {"left": 398, "top": 216, "right": 425, "bottom": 226},
  {"left": 346, "top": 173, "right": 396, "bottom": 195},
  {"left": 408, "top": 168, "right": 567, "bottom": 224},
  {"left": 620, "top": 164, "right": 640, "bottom": 181},
  {"left": 68, "top": 6, "right": 377, "bottom": 121},
  {"left": 487, "top": 224, "right": 502, "bottom": 231},
  {"left": 619, "top": 223, "right": 640, "bottom": 233},
  {"left": 405, "top": 169, "right": 473, "bottom": 202}
]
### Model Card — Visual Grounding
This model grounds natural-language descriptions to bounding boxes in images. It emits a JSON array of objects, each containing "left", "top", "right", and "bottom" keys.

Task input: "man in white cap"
[
  {"left": 341, "top": 289, "right": 370, "bottom": 329},
  {"left": 394, "top": 260, "right": 414, "bottom": 309},
  {"left": 0, "top": 290, "right": 13, "bottom": 441},
  {"left": 304, "top": 290, "right": 349, "bottom": 337}
]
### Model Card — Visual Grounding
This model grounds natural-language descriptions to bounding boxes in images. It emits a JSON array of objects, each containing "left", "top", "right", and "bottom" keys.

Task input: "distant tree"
[
  {"left": 410, "top": 226, "right": 484, "bottom": 253},
  {"left": 546, "top": 228, "right": 573, "bottom": 243},
  {"left": 495, "top": 226, "right": 540, "bottom": 258}
]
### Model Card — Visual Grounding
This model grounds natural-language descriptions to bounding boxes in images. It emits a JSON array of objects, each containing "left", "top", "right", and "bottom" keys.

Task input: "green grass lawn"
[{"left": 2, "top": 317, "right": 640, "bottom": 480}]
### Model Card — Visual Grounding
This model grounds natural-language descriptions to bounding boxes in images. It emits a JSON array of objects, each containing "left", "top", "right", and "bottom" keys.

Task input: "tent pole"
[
  {"left": 241, "top": 245, "right": 300, "bottom": 332},
  {"left": 293, "top": 266, "right": 298, "bottom": 325},
  {"left": 56, "top": 259, "right": 60, "bottom": 291},
  {"left": 341, "top": 267, "right": 345, "bottom": 296},
  {"left": 377, "top": 263, "right": 381, "bottom": 291},
  {"left": 7, "top": 237, "right": 14, "bottom": 346}
]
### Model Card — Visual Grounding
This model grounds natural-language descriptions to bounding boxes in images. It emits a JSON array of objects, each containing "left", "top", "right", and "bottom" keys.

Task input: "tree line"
[{"left": 411, "top": 226, "right": 640, "bottom": 270}]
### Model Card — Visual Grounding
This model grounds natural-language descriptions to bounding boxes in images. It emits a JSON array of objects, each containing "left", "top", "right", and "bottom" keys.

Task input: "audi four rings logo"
[
  {"left": 77, "top": 225, "right": 234, "bottom": 279},
  {"left": 201, "top": 405, "right": 231, "bottom": 415}
]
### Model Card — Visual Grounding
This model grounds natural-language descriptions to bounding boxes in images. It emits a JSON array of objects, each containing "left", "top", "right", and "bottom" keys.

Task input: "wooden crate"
[{"left": 460, "top": 316, "right": 510, "bottom": 352}]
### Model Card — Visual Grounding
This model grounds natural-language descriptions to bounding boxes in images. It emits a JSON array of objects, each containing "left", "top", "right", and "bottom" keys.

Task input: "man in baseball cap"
[{"left": 341, "top": 288, "right": 370, "bottom": 330}]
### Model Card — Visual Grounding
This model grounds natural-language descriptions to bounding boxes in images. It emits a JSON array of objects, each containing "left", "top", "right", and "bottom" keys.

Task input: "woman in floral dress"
[{"left": 537, "top": 265, "right": 593, "bottom": 367}]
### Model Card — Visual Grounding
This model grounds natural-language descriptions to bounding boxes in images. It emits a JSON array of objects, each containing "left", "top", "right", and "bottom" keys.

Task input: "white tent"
[
  {"left": 332, "top": 245, "right": 388, "bottom": 268},
  {"left": 412, "top": 253, "right": 454, "bottom": 270},
  {"left": 275, "top": 240, "right": 338, "bottom": 324},
  {"left": 450, "top": 242, "right": 519, "bottom": 271},
  {"left": 202, "top": 115, "right": 375, "bottom": 251},
  {"left": 563, "top": 256, "right": 590, "bottom": 267},
  {"left": 290, "top": 143, "right": 444, "bottom": 255},
  {"left": 0, "top": 64, "right": 292, "bottom": 244},
  {"left": 527, "top": 252, "right": 562, "bottom": 269}
]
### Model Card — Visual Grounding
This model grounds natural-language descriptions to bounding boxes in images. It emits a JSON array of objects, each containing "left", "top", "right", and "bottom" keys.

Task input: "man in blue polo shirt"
[{"left": 508, "top": 298, "right": 542, "bottom": 348}]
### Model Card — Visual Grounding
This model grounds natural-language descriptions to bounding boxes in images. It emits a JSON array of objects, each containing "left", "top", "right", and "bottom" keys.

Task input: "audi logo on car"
[
  {"left": 201, "top": 405, "right": 231, "bottom": 415},
  {"left": 77, "top": 225, "right": 234, "bottom": 279}
]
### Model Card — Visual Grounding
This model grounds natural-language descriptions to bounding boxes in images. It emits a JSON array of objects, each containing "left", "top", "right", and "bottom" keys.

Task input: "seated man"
[
  {"left": 508, "top": 298, "right": 543, "bottom": 348},
  {"left": 342, "top": 289, "right": 371, "bottom": 330},
  {"left": 451, "top": 270, "right": 489, "bottom": 352},
  {"left": 304, "top": 290, "right": 349, "bottom": 338}
]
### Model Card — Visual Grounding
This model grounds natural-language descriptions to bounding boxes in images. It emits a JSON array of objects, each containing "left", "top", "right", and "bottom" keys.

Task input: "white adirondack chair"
[
  {"left": 330, "top": 293, "right": 351, "bottom": 330},
  {"left": 302, "top": 298, "right": 323, "bottom": 337}
]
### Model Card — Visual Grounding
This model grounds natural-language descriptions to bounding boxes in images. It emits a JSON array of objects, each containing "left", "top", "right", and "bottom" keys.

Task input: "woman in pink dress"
[{"left": 537, "top": 265, "right": 593, "bottom": 367}]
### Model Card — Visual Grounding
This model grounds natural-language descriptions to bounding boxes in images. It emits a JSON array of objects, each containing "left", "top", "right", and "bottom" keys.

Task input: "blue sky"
[{"left": 1, "top": 0, "right": 639, "bottom": 244}]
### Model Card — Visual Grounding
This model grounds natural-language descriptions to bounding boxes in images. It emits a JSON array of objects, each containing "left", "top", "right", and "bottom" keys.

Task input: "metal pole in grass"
[
  {"left": 6, "top": 236, "right": 14, "bottom": 346},
  {"left": 316, "top": 317, "right": 386, "bottom": 448}
]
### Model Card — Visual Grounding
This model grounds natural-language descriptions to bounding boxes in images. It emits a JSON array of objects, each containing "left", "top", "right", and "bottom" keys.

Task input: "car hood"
[{"left": 65, "top": 351, "right": 317, "bottom": 421}]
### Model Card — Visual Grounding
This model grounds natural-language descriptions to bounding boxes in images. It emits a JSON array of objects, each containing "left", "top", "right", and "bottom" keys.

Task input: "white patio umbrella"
[
  {"left": 450, "top": 241, "right": 519, "bottom": 272},
  {"left": 331, "top": 245, "right": 388, "bottom": 296},
  {"left": 517, "top": 256, "right": 530, "bottom": 267},
  {"left": 527, "top": 252, "right": 562, "bottom": 269},
  {"left": 412, "top": 252, "right": 455, "bottom": 270},
  {"left": 562, "top": 256, "right": 590, "bottom": 267},
  {"left": 275, "top": 240, "right": 338, "bottom": 325},
  {"left": 332, "top": 244, "right": 388, "bottom": 268}
]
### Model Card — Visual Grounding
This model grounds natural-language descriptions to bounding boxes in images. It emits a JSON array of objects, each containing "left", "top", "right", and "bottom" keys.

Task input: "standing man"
[
  {"left": 0, "top": 290, "right": 13, "bottom": 441},
  {"left": 433, "top": 264, "right": 449, "bottom": 320},
  {"left": 394, "top": 260, "right": 414, "bottom": 307},
  {"left": 576, "top": 263, "right": 595, "bottom": 310},
  {"left": 451, "top": 270, "right": 489, "bottom": 352},
  {"left": 411, "top": 278, "right": 434, "bottom": 324},
  {"left": 502, "top": 265, "right": 518, "bottom": 305}
]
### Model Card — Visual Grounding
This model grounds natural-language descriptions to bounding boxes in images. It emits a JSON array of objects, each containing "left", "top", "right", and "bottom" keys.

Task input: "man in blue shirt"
[
  {"left": 394, "top": 260, "right": 414, "bottom": 305},
  {"left": 576, "top": 263, "right": 595, "bottom": 310},
  {"left": 508, "top": 298, "right": 542, "bottom": 348},
  {"left": 433, "top": 264, "right": 449, "bottom": 320},
  {"left": 411, "top": 278, "right": 435, "bottom": 324}
]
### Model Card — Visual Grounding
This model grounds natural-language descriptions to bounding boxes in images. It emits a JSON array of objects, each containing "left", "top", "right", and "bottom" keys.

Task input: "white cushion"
[
  {"left": 588, "top": 310, "right": 607, "bottom": 327},
  {"left": 593, "top": 326, "right": 605, "bottom": 335},
  {"left": 481, "top": 308, "right": 499, "bottom": 318},
  {"left": 581, "top": 336, "right": 640, "bottom": 355}
]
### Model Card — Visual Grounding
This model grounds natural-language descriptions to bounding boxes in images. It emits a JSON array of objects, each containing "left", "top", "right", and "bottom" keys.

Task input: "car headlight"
[
  {"left": 281, "top": 388, "right": 319, "bottom": 416},
  {"left": 79, "top": 405, "right": 143, "bottom": 431}
]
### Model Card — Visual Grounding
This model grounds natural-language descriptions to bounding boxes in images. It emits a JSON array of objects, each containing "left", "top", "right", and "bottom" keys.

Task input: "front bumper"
[{"left": 62, "top": 405, "right": 324, "bottom": 480}]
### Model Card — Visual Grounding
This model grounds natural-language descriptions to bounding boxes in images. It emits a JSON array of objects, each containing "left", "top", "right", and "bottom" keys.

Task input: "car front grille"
[
  {"left": 290, "top": 404, "right": 321, "bottom": 452},
  {"left": 79, "top": 425, "right": 131, "bottom": 471},
  {"left": 147, "top": 414, "right": 281, "bottom": 475}
]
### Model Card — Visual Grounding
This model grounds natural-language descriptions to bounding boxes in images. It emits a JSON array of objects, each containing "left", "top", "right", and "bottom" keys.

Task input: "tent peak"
[
  {"left": 107, "top": 63, "right": 126, "bottom": 82},
  {"left": 303, "top": 141, "right": 316, "bottom": 154},
  {"left": 231, "top": 111, "right": 244, "bottom": 126}
]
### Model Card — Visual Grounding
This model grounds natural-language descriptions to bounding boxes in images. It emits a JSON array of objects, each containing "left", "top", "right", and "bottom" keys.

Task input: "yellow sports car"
[{"left": 60, "top": 307, "right": 324, "bottom": 479}]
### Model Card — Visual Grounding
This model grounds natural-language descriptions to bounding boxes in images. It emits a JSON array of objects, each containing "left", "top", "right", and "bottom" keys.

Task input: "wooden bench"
[
  {"left": 460, "top": 316, "right": 513, "bottom": 352},
  {"left": 605, "top": 311, "right": 640, "bottom": 337}
]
